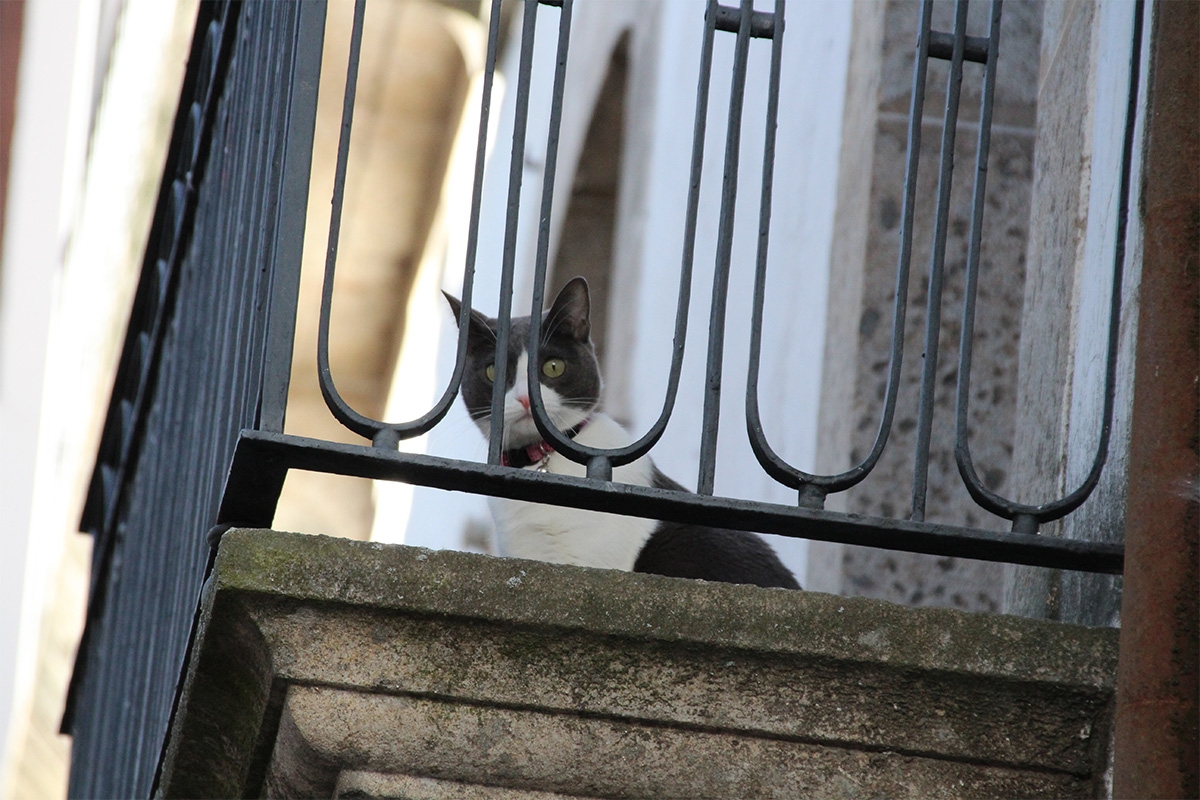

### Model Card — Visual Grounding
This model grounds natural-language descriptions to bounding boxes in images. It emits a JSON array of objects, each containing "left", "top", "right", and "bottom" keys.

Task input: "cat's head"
[{"left": 444, "top": 277, "right": 601, "bottom": 448}]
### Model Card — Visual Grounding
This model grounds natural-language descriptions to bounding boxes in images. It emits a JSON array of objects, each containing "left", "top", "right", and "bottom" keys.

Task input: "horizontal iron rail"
[
  {"left": 218, "top": 430, "right": 1124, "bottom": 574},
  {"left": 713, "top": 4, "right": 776, "bottom": 38},
  {"left": 928, "top": 31, "right": 989, "bottom": 62}
]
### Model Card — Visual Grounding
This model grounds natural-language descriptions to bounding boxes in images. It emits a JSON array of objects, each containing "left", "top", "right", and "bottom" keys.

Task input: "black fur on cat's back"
[{"left": 634, "top": 469, "right": 802, "bottom": 590}]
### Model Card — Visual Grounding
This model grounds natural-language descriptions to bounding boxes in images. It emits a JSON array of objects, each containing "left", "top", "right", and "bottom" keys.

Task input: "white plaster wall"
[
  {"left": 1065, "top": 0, "right": 1140, "bottom": 493},
  {"left": 380, "top": 0, "right": 856, "bottom": 586},
  {"left": 0, "top": 0, "right": 92, "bottom": 777},
  {"left": 1004, "top": 0, "right": 1148, "bottom": 625},
  {"left": 1055, "top": 0, "right": 1148, "bottom": 626},
  {"left": 0, "top": 0, "right": 194, "bottom": 788}
]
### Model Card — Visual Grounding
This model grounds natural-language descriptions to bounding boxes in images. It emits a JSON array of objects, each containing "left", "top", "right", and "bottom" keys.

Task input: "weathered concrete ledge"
[{"left": 157, "top": 529, "right": 1118, "bottom": 798}]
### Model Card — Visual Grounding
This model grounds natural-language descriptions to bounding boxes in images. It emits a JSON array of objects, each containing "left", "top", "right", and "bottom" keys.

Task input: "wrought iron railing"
[
  {"left": 223, "top": 0, "right": 1134, "bottom": 569},
  {"left": 65, "top": 0, "right": 1142, "bottom": 796},
  {"left": 62, "top": 3, "right": 324, "bottom": 797}
]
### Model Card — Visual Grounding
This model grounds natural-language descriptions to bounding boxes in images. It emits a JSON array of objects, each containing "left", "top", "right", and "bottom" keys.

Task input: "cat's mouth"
[
  {"left": 502, "top": 403, "right": 592, "bottom": 449},
  {"left": 503, "top": 411, "right": 543, "bottom": 446}
]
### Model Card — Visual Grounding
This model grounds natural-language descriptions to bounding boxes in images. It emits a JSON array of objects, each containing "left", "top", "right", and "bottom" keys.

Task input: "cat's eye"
[
  {"left": 484, "top": 364, "right": 495, "bottom": 382},
  {"left": 541, "top": 358, "right": 565, "bottom": 378}
]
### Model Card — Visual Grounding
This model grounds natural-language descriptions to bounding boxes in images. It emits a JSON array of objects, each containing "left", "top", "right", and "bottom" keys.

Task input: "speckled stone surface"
[
  {"left": 157, "top": 529, "right": 1118, "bottom": 798},
  {"left": 822, "top": 0, "right": 1042, "bottom": 613}
]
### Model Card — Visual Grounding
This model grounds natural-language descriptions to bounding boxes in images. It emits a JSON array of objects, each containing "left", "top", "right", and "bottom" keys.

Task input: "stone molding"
[{"left": 157, "top": 529, "right": 1118, "bottom": 798}]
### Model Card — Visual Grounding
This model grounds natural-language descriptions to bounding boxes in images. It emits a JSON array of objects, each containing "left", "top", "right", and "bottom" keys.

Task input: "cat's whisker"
[{"left": 440, "top": 416, "right": 490, "bottom": 444}]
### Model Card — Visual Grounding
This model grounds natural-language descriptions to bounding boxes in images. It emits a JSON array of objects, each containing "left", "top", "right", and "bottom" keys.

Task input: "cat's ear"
[
  {"left": 545, "top": 277, "right": 591, "bottom": 341},
  {"left": 442, "top": 291, "right": 496, "bottom": 342}
]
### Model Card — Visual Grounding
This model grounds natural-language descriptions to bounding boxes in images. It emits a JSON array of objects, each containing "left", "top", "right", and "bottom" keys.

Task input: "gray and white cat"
[{"left": 445, "top": 277, "right": 799, "bottom": 590}]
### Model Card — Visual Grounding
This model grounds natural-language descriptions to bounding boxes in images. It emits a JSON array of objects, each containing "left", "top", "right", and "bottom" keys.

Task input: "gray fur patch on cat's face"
[{"left": 445, "top": 278, "right": 601, "bottom": 446}]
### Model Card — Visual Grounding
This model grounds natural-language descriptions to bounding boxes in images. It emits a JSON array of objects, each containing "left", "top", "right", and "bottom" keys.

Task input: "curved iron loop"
[
  {"left": 746, "top": 0, "right": 935, "bottom": 496},
  {"left": 525, "top": 0, "right": 726, "bottom": 474},
  {"left": 743, "top": 0, "right": 820, "bottom": 495},
  {"left": 694, "top": 0, "right": 758, "bottom": 496},
  {"left": 317, "top": 0, "right": 504, "bottom": 444},
  {"left": 416, "top": 0, "right": 505, "bottom": 445},
  {"left": 954, "top": 0, "right": 1144, "bottom": 528},
  {"left": 316, "top": 0, "right": 377, "bottom": 440}
]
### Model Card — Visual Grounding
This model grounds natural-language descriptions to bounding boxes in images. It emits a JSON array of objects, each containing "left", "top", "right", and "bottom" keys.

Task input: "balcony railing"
[
  {"left": 220, "top": 0, "right": 1134, "bottom": 568},
  {"left": 64, "top": 0, "right": 1142, "bottom": 796}
]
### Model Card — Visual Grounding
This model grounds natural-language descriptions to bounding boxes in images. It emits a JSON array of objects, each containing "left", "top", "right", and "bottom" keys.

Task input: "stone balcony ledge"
[{"left": 156, "top": 529, "right": 1118, "bottom": 798}]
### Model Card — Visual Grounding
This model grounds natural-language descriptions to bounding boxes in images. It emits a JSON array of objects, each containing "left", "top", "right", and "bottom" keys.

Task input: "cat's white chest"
[{"left": 490, "top": 414, "right": 657, "bottom": 570}]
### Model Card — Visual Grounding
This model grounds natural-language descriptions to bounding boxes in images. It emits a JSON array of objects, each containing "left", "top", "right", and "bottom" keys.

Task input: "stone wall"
[
  {"left": 811, "top": 0, "right": 1042, "bottom": 613},
  {"left": 1004, "top": 0, "right": 1141, "bottom": 627}
]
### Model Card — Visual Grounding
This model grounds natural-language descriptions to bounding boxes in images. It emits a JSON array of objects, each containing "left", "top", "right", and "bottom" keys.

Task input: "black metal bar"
[
  {"left": 952, "top": 0, "right": 1006, "bottom": 524},
  {"left": 257, "top": 2, "right": 326, "bottom": 432},
  {"left": 225, "top": 429, "right": 1126, "bottom": 574},
  {"left": 745, "top": 0, "right": 804, "bottom": 500},
  {"left": 487, "top": 0, "right": 542, "bottom": 464},
  {"left": 698, "top": 0, "right": 756, "bottom": 496},
  {"left": 314, "top": 0, "right": 379, "bottom": 441},
  {"left": 524, "top": 1, "right": 608, "bottom": 472},
  {"left": 311, "top": 0, "right": 505, "bottom": 449},
  {"left": 911, "top": 0, "right": 969, "bottom": 521},
  {"left": 712, "top": 3, "right": 776, "bottom": 38},
  {"left": 309, "top": 0, "right": 506, "bottom": 449},
  {"left": 953, "top": 0, "right": 1145, "bottom": 529},
  {"left": 429, "top": 0, "right": 505, "bottom": 445}
]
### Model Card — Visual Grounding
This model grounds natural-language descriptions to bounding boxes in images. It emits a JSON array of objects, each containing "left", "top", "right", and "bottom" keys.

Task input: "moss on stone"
[{"left": 214, "top": 528, "right": 1118, "bottom": 687}]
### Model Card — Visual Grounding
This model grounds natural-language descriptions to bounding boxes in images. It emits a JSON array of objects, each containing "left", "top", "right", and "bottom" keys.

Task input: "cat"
[{"left": 444, "top": 276, "right": 800, "bottom": 590}]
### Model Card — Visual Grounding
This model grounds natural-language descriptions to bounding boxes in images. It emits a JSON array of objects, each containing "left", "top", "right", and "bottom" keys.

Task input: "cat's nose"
[{"left": 517, "top": 395, "right": 530, "bottom": 411}]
